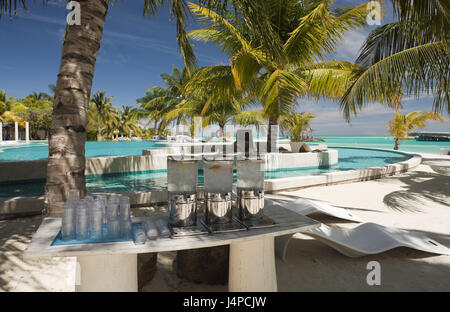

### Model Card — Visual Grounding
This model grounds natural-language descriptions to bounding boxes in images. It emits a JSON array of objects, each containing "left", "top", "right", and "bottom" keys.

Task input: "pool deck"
[{"left": 0, "top": 152, "right": 448, "bottom": 291}]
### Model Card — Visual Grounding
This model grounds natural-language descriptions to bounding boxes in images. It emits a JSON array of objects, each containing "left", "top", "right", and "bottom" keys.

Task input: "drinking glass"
[
  {"left": 68, "top": 189, "right": 80, "bottom": 201},
  {"left": 61, "top": 201, "right": 76, "bottom": 241},
  {"left": 119, "top": 196, "right": 131, "bottom": 220},
  {"left": 76, "top": 200, "right": 89, "bottom": 240},
  {"left": 90, "top": 200, "right": 104, "bottom": 240},
  {"left": 156, "top": 219, "right": 171, "bottom": 238},
  {"left": 95, "top": 195, "right": 107, "bottom": 224},
  {"left": 120, "top": 219, "right": 132, "bottom": 239},
  {"left": 133, "top": 227, "right": 147, "bottom": 245},
  {"left": 144, "top": 220, "right": 158, "bottom": 240},
  {"left": 107, "top": 217, "right": 120, "bottom": 239},
  {"left": 107, "top": 203, "right": 119, "bottom": 220}
]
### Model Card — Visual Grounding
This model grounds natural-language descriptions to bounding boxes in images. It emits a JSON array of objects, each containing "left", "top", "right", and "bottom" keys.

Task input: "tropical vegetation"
[
  {"left": 387, "top": 97, "right": 445, "bottom": 150},
  {"left": 280, "top": 112, "right": 316, "bottom": 142},
  {"left": 341, "top": 0, "right": 449, "bottom": 120},
  {"left": 0, "top": 89, "right": 53, "bottom": 139},
  {"left": 186, "top": 0, "right": 371, "bottom": 150}
]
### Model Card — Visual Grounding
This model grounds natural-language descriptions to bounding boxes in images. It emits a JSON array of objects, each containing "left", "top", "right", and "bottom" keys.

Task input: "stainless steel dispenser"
[
  {"left": 236, "top": 158, "right": 265, "bottom": 221},
  {"left": 203, "top": 157, "right": 234, "bottom": 225},
  {"left": 167, "top": 156, "right": 198, "bottom": 227}
]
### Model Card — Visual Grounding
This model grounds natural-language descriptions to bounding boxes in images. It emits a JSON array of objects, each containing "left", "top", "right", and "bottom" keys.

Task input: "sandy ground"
[{"left": 1, "top": 153, "right": 449, "bottom": 292}]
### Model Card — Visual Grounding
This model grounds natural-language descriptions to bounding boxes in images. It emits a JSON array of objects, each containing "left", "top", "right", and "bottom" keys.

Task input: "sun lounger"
[
  {"left": 266, "top": 198, "right": 363, "bottom": 223},
  {"left": 275, "top": 222, "right": 450, "bottom": 261}
]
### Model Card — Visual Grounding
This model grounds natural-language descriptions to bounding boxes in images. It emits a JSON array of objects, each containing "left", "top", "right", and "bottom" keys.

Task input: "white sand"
[{"left": 1, "top": 153, "right": 449, "bottom": 291}]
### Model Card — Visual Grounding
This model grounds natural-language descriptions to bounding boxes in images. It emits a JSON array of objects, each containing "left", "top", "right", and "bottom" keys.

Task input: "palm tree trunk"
[
  {"left": 267, "top": 117, "right": 278, "bottom": 153},
  {"left": 394, "top": 138, "right": 399, "bottom": 150},
  {"left": 44, "top": 0, "right": 109, "bottom": 217},
  {"left": 219, "top": 123, "right": 226, "bottom": 155}
]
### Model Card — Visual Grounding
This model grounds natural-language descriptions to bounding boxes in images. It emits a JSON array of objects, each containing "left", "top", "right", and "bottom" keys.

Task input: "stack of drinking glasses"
[
  {"left": 119, "top": 196, "right": 132, "bottom": 239},
  {"left": 106, "top": 195, "right": 120, "bottom": 239},
  {"left": 90, "top": 199, "right": 104, "bottom": 240},
  {"left": 61, "top": 189, "right": 79, "bottom": 241},
  {"left": 61, "top": 191, "right": 134, "bottom": 242}
]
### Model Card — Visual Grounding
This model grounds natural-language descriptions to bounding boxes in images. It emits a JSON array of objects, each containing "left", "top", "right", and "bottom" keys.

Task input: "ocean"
[{"left": 317, "top": 136, "right": 449, "bottom": 154}]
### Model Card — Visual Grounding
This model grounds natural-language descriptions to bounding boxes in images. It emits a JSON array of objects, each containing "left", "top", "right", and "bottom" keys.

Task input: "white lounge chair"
[
  {"left": 275, "top": 222, "right": 450, "bottom": 261},
  {"left": 266, "top": 198, "right": 364, "bottom": 223}
]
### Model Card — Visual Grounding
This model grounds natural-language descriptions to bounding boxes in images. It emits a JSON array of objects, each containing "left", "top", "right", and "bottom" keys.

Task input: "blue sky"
[{"left": 0, "top": 0, "right": 448, "bottom": 136}]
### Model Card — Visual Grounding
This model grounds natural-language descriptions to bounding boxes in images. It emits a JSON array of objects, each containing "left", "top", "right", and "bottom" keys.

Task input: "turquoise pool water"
[
  {"left": 0, "top": 147, "right": 411, "bottom": 197},
  {"left": 318, "top": 136, "right": 449, "bottom": 154},
  {"left": 0, "top": 140, "right": 166, "bottom": 162},
  {"left": 0, "top": 136, "right": 447, "bottom": 162}
]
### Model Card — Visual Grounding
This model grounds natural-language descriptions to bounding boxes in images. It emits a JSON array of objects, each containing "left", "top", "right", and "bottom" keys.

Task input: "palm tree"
[
  {"left": 137, "top": 87, "right": 171, "bottom": 132},
  {"left": 28, "top": 91, "right": 53, "bottom": 101},
  {"left": 117, "top": 105, "right": 144, "bottom": 137},
  {"left": 340, "top": 0, "right": 449, "bottom": 120},
  {"left": 88, "top": 91, "right": 119, "bottom": 140},
  {"left": 138, "top": 65, "right": 192, "bottom": 132},
  {"left": 182, "top": 65, "right": 265, "bottom": 134},
  {"left": 0, "top": 110, "right": 24, "bottom": 125},
  {"left": 0, "top": 91, "right": 26, "bottom": 126},
  {"left": 22, "top": 92, "right": 53, "bottom": 109},
  {"left": 388, "top": 107, "right": 445, "bottom": 150},
  {"left": 0, "top": 90, "right": 19, "bottom": 111},
  {"left": 280, "top": 112, "right": 316, "bottom": 142},
  {"left": 188, "top": 0, "right": 371, "bottom": 151}
]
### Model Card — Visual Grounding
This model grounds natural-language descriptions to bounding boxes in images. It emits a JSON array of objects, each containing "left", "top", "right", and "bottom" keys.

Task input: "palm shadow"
[
  {"left": 0, "top": 216, "right": 75, "bottom": 292},
  {"left": 383, "top": 164, "right": 450, "bottom": 213}
]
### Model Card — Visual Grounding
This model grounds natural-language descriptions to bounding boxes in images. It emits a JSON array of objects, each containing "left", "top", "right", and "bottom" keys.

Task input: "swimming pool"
[
  {"left": 0, "top": 147, "right": 411, "bottom": 198},
  {"left": 319, "top": 136, "right": 449, "bottom": 154},
  {"left": 0, "top": 136, "right": 447, "bottom": 162},
  {"left": 0, "top": 140, "right": 166, "bottom": 162}
]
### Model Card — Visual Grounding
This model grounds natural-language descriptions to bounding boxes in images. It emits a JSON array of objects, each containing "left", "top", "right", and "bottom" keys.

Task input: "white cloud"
[{"left": 333, "top": 29, "right": 368, "bottom": 61}]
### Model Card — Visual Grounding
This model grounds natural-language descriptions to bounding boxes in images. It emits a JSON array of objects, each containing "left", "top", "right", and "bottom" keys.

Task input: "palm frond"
[
  {"left": 0, "top": 0, "right": 30, "bottom": 18},
  {"left": 188, "top": 2, "right": 252, "bottom": 52},
  {"left": 301, "top": 61, "right": 366, "bottom": 100},
  {"left": 261, "top": 69, "right": 308, "bottom": 120},
  {"left": 284, "top": 1, "right": 370, "bottom": 65},
  {"left": 341, "top": 42, "right": 449, "bottom": 121},
  {"left": 391, "top": 0, "right": 449, "bottom": 44},
  {"left": 232, "top": 109, "right": 265, "bottom": 126},
  {"left": 230, "top": 49, "right": 263, "bottom": 90}
]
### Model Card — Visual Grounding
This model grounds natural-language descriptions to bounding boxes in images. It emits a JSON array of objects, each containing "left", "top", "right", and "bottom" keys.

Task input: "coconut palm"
[
  {"left": 0, "top": 110, "right": 24, "bottom": 125},
  {"left": 0, "top": 91, "right": 26, "bottom": 125},
  {"left": 22, "top": 93, "right": 53, "bottom": 110},
  {"left": 138, "top": 65, "right": 192, "bottom": 132},
  {"left": 116, "top": 105, "right": 144, "bottom": 137},
  {"left": 202, "top": 102, "right": 264, "bottom": 135},
  {"left": 188, "top": 0, "right": 371, "bottom": 151},
  {"left": 340, "top": 0, "right": 449, "bottom": 120},
  {"left": 0, "top": 91, "right": 13, "bottom": 114},
  {"left": 28, "top": 91, "right": 53, "bottom": 102},
  {"left": 280, "top": 112, "right": 315, "bottom": 142},
  {"left": 88, "top": 91, "right": 120, "bottom": 140},
  {"left": 388, "top": 109, "right": 445, "bottom": 150},
  {"left": 181, "top": 65, "right": 265, "bottom": 135},
  {"left": 137, "top": 87, "right": 171, "bottom": 132}
]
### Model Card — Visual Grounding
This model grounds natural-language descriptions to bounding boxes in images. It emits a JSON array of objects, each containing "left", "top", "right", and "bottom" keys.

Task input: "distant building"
[{"left": 410, "top": 131, "right": 450, "bottom": 142}]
